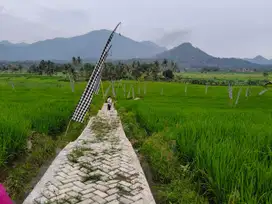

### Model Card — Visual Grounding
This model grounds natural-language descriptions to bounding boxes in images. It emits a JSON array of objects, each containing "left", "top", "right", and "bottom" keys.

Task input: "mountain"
[
  {"left": 0, "top": 40, "right": 12, "bottom": 46},
  {"left": 140, "top": 41, "right": 166, "bottom": 53},
  {"left": 0, "top": 41, "right": 28, "bottom": 46},
  {"left": 244, "top": 55, "right": 272, "bottom": 65},
  {"left": 156, "top": 43, "right": 265, "bottom": 69},
  {"left": 0, "top": 30, "right": 166, "bottom": 61}
]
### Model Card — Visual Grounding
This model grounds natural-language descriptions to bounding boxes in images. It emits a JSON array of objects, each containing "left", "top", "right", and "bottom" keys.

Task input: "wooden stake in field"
[{"left": 235, "top": 87, "right": 242, "bottom": 106}]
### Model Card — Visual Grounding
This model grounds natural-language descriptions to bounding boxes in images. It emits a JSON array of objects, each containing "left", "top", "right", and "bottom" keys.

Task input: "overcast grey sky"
[{"left": 0, "top": 0, "right": 271, "bottom": 58}]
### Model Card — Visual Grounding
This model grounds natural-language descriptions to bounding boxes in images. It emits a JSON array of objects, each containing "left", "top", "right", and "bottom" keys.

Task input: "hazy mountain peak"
[
  {"left": 245, "top": 55, "right": 272, "bottom": 65},
  {"left": 157, "top": 42, "right": 263, "bottom": 69},
  {"left": 0, "top": 29, "right": 165, "bottom": 61},
  {"left": 0, "top": 40, "right": 12, "bottom": 45},
  {"left": 253, "top": 55, "right": 267, "bottom": 60}
]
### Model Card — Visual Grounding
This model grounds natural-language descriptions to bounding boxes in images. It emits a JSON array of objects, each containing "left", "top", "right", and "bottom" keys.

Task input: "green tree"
[
  {"left": 77, "top": 56, "right": 82, "bottom": 65},
  {"left": 18, "top": 65, "right": 23, "bottom": 73},
  {"left": 263, "top": 72, "right": 269, "bottom": 78},
  {"left": 163, "top": 69, "right": 174, "bottom": 80},
  {"left": 152, "top": 61, "right": 160, "bottom": 80}
]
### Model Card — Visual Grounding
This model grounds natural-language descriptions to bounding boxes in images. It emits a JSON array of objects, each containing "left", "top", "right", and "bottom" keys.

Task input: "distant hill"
[
  {"left": 244, "top": 55, "right": 272, "bottom": 65},
  {"left": 140, "top": 41, "right": 166, "bottom": 53},
  {"left": 156, "top": 43, "right": 265, "bottom": 69},
  {"left": 0, "top": 30, "right": 166, "bottom": 61},
  {"left": 0, "top": 41, "right": 28, "bottom": 47}
]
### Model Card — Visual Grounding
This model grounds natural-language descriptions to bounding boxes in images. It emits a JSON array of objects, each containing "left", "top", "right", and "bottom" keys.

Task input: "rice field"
[
  {"left": 115, "top": 81, "right": 272, "bottom": 203},
  {"left": 181, "top": 72, "right": 272, "bottom": 81},
  {"left": 1, "top": 74, "right": 272, "bottom": 203},
  {"left": 0, "top": 76, "right": 90, "bottom": 167}
]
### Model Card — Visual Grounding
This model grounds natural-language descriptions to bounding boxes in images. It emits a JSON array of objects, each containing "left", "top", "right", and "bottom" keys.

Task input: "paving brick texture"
[{"left": 23, "top": 104, "right": 156, "bottom": 204}]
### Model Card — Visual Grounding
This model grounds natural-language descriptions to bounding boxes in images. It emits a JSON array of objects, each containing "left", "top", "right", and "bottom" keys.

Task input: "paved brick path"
[{"left": 23, "top": 104, "right": 155, "bottom": 204}]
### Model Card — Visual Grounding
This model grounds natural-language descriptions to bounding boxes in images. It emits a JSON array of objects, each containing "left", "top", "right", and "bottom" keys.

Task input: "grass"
[
  {"left": 116, "top": 80, "right": 272, "bottom": 203},
  {"left": 0, "top": 75, "right": 104, "bottom": 200},
  {"left": 180, "top": 71, "right": 272, "bottom": 81}
]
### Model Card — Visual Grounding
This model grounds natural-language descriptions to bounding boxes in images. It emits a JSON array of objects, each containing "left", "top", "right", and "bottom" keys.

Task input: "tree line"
[{"left": 0, "top": 57, "right": 178, "bottom": 81}]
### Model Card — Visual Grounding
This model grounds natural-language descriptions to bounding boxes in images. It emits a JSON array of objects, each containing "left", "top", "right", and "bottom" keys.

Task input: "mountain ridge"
[
  {"left": 244, "top": 55, "right": 272, "bottom": 65},
  {"left": 0, "top": 29, "right": 166, "bottom": 61},
  {"left": 0, "top": 31, "right": 270, "bottom": 69},
  {"left": 156, "top": 43, "right": 266, "bottom": 69}
]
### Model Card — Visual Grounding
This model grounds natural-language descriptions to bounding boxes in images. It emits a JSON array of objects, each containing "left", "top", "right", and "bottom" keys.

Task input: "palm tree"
[
  {"left": 152, "top": 61, "right": 160, "bottom": 80},
  {"left": 72, "top": 57, "right": 77, "bottom": 66},
  {"left": 171, "top": 61, "right": 179, "bottom": 72},
  {"left": 77, "top": 56, "right": 82, "bottom": 65}
]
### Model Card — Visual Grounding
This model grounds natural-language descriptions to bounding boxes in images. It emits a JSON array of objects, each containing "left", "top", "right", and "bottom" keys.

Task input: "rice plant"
[
  {"left": 0, "top": 77, "right": 88, "bottom": 166},
  {"left": 117, "top": 81, "right": 272, "bottom": 203}
]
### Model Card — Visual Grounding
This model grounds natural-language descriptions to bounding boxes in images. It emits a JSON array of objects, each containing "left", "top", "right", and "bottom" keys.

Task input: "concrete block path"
[{"left": 23, "top": 104, "right": 156, "bottom": 204}]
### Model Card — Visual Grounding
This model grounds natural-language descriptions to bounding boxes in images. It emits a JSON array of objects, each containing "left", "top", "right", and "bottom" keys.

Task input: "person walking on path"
[{"left": 107, "top": 96, "right": 112, "bottom": 111}]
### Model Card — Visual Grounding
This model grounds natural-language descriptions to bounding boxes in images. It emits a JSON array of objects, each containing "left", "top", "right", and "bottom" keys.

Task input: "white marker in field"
[
  {"left": 105, "top": 84, "right": 111, "bottom": 96},
  {"left": 228, "top": 83, "right": 233, "bottom": 100},
  {"left": 127, "top": 85, "right": 132, "bottom": 98},
  {"left": 132, "top": 86, "right": 135, "bottom": 99},
  {"left": 123, "top": 84, "right": 126, "bottom": 97},
  {"left": 68, "top": 74, "right": 75, "bottom": 92},
  {"left": 205, "top": 84, "right": 208, "bottom": 94},
  {"left": 160, "top": 88, "right": 164, "bottom": 95},
  {"left": 185, "top": 84, "right": 187, "bottom": 95},
  {"left": 259, "top": 89, "right": 268, "bottom": 95},
  {"left": 245, "top": 87, "right": 249, "bottom": 97},
  {"left": 112, "top": 81, "right": 116, "bottom": 97},
  {"left": 10, "top": 81, "right": 15, "bottom": 90},
  {"left": 144, "top": 84, "right": 146, "bottom": 95},
  {"left": 235, "top": 87, "right": 242, "bottom": 106}
]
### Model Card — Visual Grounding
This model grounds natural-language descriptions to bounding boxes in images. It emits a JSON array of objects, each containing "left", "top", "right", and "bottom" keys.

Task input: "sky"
[{"left": 0, "top": 0, "right": 272, "bottom": 58}]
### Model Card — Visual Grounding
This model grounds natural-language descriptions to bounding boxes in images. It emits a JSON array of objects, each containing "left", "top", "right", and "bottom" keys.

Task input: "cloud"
[
  {"left": 0, "top": 0, "right": 272, "bottom": 58},
  {"left": 37, "top": 7, "right": 93, "bottom": 36},
  {"left": 0, "top": 10, "right": 64, "bottom": 43},
  {"left": 155, "top": 29, "right": 192, "bottom": 49}
]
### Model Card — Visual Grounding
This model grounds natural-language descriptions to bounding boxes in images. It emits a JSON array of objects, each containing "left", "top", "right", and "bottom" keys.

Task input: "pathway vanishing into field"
[{"left": 23, "top": 104, "right": 155, "bottom": 204}]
